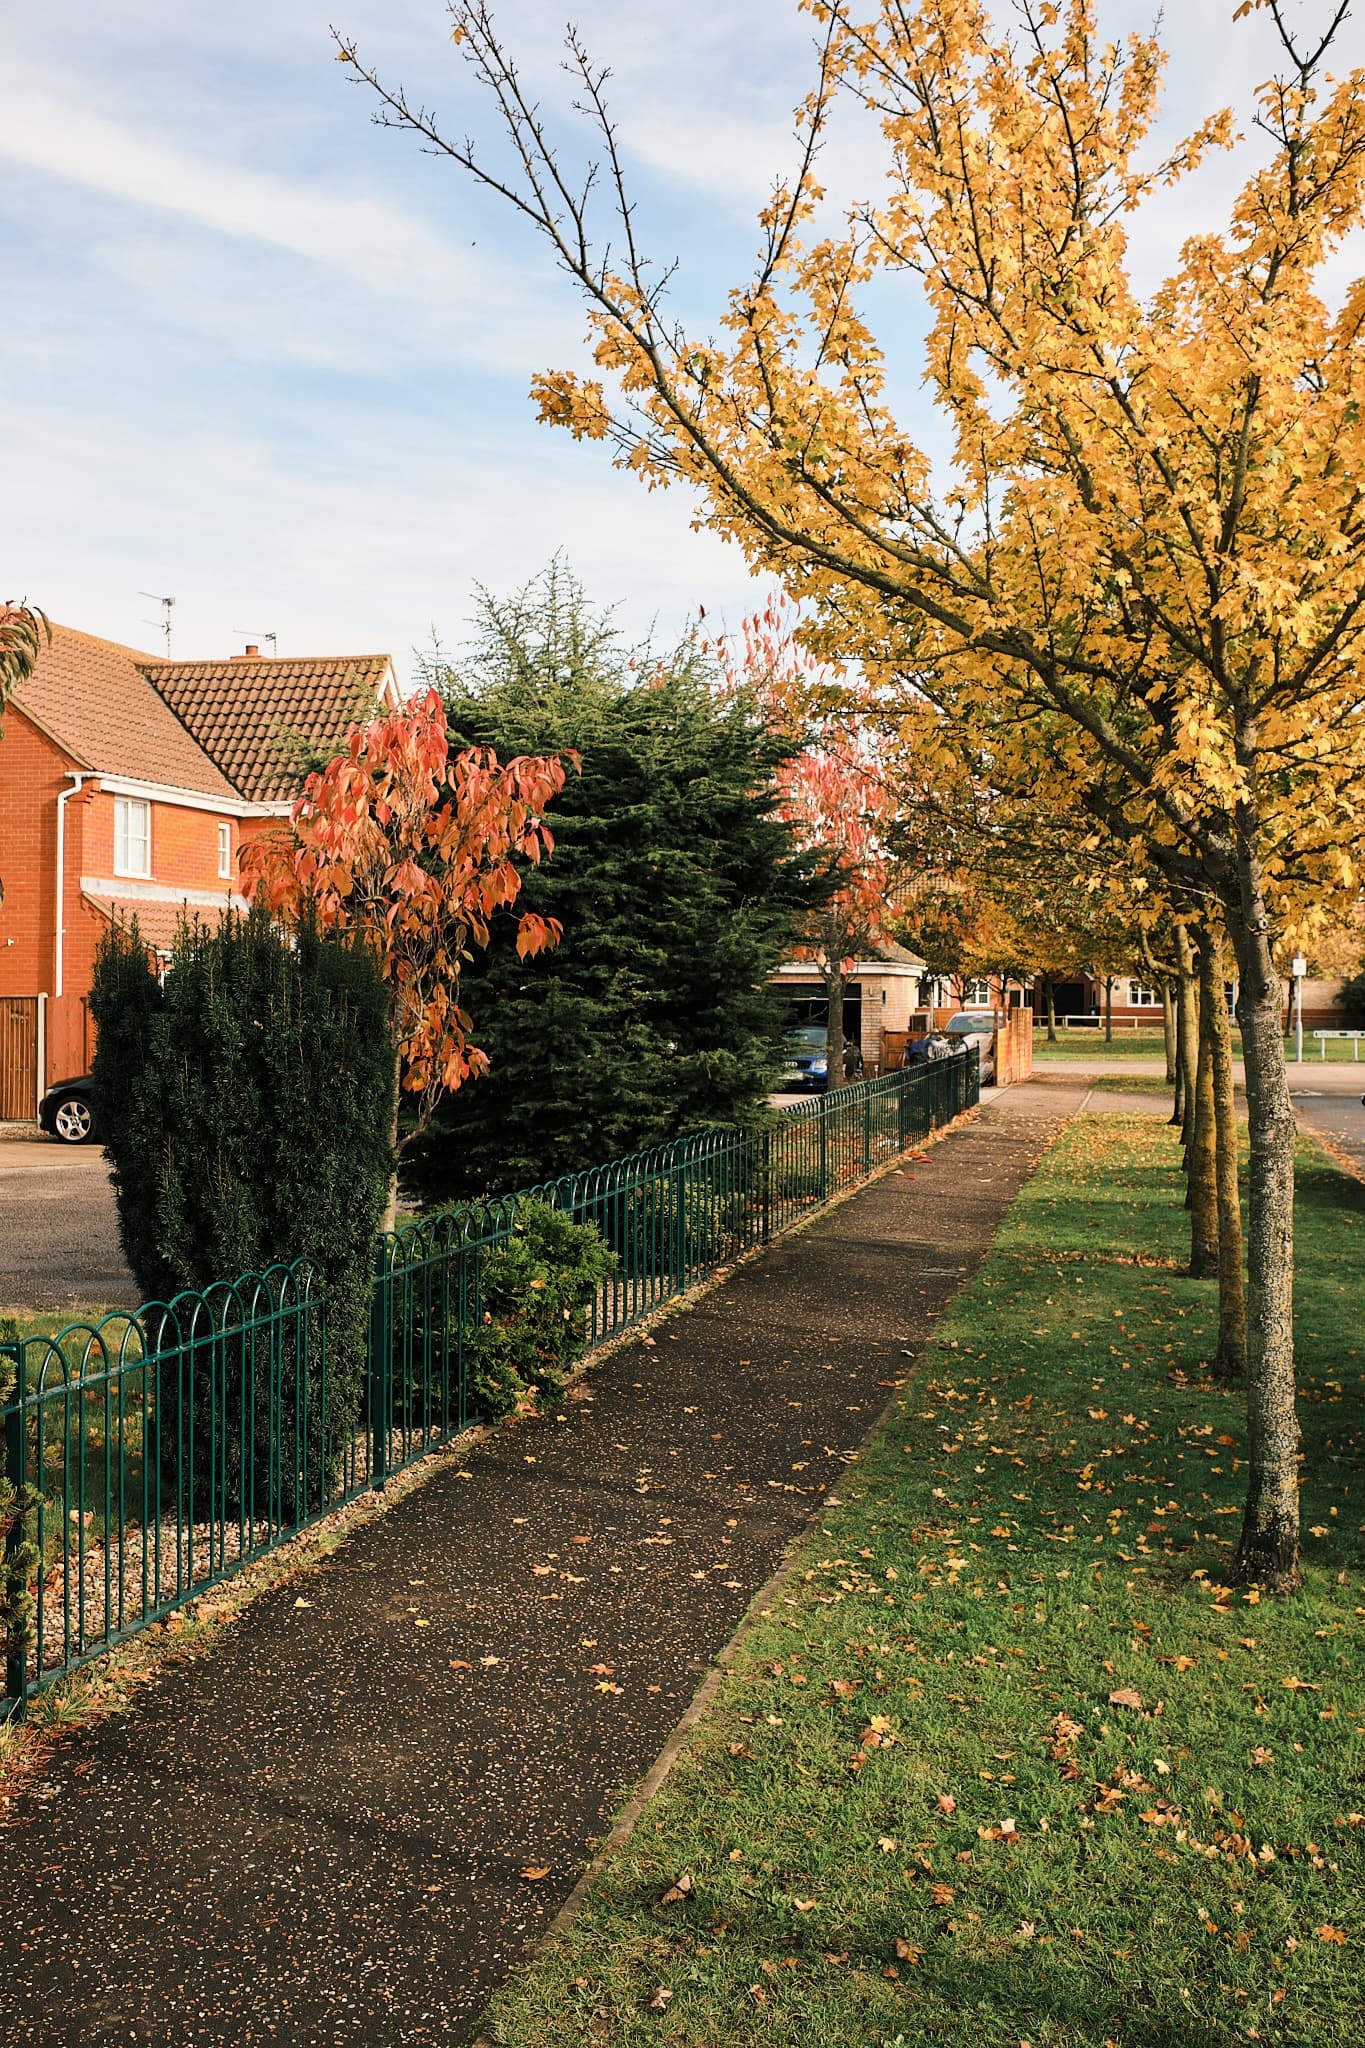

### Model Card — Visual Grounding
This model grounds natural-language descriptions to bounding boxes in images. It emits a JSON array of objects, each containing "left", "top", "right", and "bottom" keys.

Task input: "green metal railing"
[{"left": 2, "top": 1051, "right": 975, "bottom": 1715}]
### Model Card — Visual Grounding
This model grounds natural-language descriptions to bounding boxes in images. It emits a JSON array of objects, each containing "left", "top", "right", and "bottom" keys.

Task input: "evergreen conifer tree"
[{"left": 404, "top": 563, "right": 815, "bottom": 1200}]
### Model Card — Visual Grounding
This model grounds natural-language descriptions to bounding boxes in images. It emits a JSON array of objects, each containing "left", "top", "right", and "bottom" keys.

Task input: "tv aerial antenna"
[
  {"left": 233, "top": 629, "right": 278, "bottom": 657},
  {"left": 139, "top": 591, "right": 176, "bottom": 657}
]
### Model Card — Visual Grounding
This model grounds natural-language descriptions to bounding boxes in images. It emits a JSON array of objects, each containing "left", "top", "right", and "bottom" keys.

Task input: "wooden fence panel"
[{"left": 0, "top": 996, "right": 39, "bottom": 1120}]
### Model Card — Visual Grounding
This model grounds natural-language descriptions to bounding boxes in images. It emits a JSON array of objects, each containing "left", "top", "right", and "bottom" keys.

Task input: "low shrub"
[{"left": 463, "top": 1202, "right": 616, "bottom": 1418}]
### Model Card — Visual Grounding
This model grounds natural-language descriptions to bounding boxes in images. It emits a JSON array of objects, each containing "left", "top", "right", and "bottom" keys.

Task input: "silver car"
[{"left": 942, "top": 1011, "right": 997, "bottom": 1084}]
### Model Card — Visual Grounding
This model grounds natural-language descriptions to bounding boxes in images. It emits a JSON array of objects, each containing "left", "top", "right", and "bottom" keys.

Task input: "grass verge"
[{"left": 479, "top": 1114, "right": 1363, "bottom": 2048}]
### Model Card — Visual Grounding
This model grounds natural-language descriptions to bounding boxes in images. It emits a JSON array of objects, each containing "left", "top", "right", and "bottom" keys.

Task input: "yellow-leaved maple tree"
[{"left": 340, "top": 0, "right": 1365, "bottom": 1589}]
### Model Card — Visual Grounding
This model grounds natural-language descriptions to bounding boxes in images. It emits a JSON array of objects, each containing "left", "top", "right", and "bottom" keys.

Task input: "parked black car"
[{"left": 38, "top": 1074, "right": 98, "bottom": 1145}]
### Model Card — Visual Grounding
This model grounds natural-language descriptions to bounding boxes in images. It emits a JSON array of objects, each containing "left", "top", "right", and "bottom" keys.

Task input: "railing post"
[
  {"left": 761, "top": 1128, "right": 772, "bottom": 1244},
  {"left": 369, "top": 1241, "right": 390, "bottom": 1490},
  {"left": 819, "top": 1101, "right": 829, "bottom": 1205},
  {"left": 3, "top": 1343, "right": 29, "bottom": 1717},
  {"left": 863, "top": 1084, "right": 872, "bottom": 1179}
]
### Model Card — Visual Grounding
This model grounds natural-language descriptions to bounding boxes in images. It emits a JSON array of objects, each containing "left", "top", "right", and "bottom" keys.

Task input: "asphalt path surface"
[
  {"left": 0, "top": 1078, "right": 1081, "bottom": 2048},
  {"left": 0, "top": 1133, "right": 136, "bottom": 1314}
]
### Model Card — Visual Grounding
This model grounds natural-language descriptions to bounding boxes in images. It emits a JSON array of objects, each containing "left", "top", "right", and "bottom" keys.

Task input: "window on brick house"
[
  {"left": 964, "top": 979, "right": 991, "bottom": 1007},
  {"left": 1128, "top": 983, "right": 1159, "bottom": 1006},
  {"left": 114, "top": 797, "right": 151, "bottom": 878},
  {"left": 218, "top": 821, "right": 233, "bottom": 880}
]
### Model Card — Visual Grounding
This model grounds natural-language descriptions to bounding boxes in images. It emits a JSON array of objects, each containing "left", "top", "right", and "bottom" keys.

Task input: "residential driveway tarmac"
[
  {"left": 0, "top": 1081, "right": 1083, "bottom": 2047},
  {"left": 0, "top": 1132, "right": 136, "bottom": 1313}
]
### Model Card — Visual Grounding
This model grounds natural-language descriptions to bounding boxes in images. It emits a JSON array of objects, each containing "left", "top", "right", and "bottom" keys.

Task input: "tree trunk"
[
  {"left": 1161, "top": 982, "right": 1176, "bottom": 1084},
  {"left": 1104, "top": 976, "right": 1114, "bottom": 1042},
  {"left": 1045, "top": 974, "right": 1057, "bottom": 1043},
  {"left": 1188, "top": 949, "right": 1219, "bottom": 1279},
  {"left": 1175, "top": 927, "right": 1199, "bottom": 1150},
  {"left": 1201, "top": 926, "right": 1246, "bottom": 1380},
  {"left": 1224, "top": 885, "right": 1300, "bottom": 1594},
  {"left": 824, "top": 958, "right": 846, "bottom": 1094},
  {"left": 382, "top": 1053, "right": 403, "bottom": 1234}
]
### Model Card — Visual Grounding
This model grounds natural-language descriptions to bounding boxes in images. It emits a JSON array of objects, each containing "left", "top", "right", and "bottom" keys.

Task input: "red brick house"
[{"left": 0, "top": 626, "right": 400, "bottom": 1117}]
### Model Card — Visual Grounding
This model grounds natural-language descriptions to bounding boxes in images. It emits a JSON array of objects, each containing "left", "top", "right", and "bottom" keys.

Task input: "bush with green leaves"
[
  {"left": 89, "top": 908, "right": 396, "bottom": 1516},
  {"left": 462, "top": 1201, "right": 616, "bottom": 1418}
]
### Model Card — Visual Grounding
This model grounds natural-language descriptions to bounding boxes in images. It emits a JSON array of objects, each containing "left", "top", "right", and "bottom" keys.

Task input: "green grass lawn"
[
  {"left": 1, "top": 1308, "right": 150, "bottom": 1554},
  {"left": 1034, "top": 1028, "right": 1173, "bottom": 1059},
  {"left": 480, "top": 1116, "right": 1363, "bottom": 2048},
  {"left": 1035, "top": 1028, "right": 1365, "bottom": 1067}
]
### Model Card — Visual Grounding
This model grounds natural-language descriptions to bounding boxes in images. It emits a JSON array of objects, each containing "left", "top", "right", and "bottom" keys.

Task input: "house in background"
[
  {"left": 769, "top": 940, "right": 927, "bottom": 1072},
  {"left": 0, "top": 625, "right": 400, "bottom": 1118}
]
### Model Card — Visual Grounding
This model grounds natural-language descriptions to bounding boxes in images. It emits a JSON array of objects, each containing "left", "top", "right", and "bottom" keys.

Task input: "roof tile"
[
  {"left": 149, "top": 654, "right": 395, "bottom": 802},
  {"left": 13, "top": 626, "right": 237, "bottom": 799}
]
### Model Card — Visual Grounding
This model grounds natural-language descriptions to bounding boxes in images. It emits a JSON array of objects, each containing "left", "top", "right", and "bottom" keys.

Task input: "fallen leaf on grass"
[
  {"left": 829, "top": 1678, "right": 857, "bottom": 1698},
  {"left": 1283, "top": 1677, "right": 1321, "bottom": 1693},
  {"left": 793, "top": 1898, "right": 817, "bottom": 1912},
  {"left": 1108, "top": 1687, "right": 1143, "bottom": 1710},
  {"left": 1316, "top": 1926, "right": 1348, "bottom": 1944},
  {"left": 659, "top": 1872, "right": 693, "bottom": 1906},
  {"left": 646, "top": 1985, "right": 672, "bottom": 2011},
  {"left": 894, "top": 1937, "right": 923, "bottom": 1963},
  {"left": 937, "top": 1792, "right": 957, "bottom": 1816},
  {"left": 929, "top": 1882, "right": 955, "bottom": 1906},
  {"left": 978, "top": 1819, "right": 1019, "bottom": 1841}
]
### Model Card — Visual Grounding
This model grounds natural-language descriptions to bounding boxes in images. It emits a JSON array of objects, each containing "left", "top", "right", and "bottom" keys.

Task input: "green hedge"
[{"left": 90, "top": 908, "right": 395, "bottom": 1516}]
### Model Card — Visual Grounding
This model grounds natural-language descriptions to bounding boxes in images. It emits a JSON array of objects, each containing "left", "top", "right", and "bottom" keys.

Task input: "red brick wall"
[
  {"left": 0, "top": 709, "right": 74, "bottom": 998},
  {"left": 1, "top": 706, "right": 238, "bottom": 1008}
]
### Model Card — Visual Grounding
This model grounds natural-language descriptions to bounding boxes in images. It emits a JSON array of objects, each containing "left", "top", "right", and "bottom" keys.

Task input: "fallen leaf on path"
[{"left": 520, "top": 1866, "right": 551, "bottom": 1882}]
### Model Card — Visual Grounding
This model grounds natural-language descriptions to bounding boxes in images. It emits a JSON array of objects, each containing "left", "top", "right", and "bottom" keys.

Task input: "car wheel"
[{"left": 51, "top": 1095, "right": 95, "bottom": 1144}]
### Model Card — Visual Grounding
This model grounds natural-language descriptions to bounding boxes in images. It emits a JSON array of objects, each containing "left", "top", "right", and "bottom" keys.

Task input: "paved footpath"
[{"left": 0, "top": 1080, "right": 1083, "bottom": 2048}]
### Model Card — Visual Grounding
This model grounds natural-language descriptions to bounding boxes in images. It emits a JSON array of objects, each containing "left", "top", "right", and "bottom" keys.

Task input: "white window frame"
[
  {"left": 217, "top": 820, "right": 233, "bottom": 880},
  {"left": 114, "top": 797, "right": 151, "bottom": 879},
  {"left": 964, "top": 979, "right": 991, "bottom": 1008},
  {"left": 1127, "top": 983, "right": 1159, "bottom": 1007}
]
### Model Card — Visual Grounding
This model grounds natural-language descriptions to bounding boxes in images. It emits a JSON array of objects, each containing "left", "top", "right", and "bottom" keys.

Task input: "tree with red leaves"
[
  {"left": 242, "top": 687, "right": 568, "bottom": 1218},
  {"left": 721, "top": 600, "right": 894, "bottom": 1088}
]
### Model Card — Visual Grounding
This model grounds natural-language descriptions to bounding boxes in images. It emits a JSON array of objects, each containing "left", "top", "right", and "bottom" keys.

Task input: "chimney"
[{"left": 234, "top": 643, "right": 261, "bottom": 660}]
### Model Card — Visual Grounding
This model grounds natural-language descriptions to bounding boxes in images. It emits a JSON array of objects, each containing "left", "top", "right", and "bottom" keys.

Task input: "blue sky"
[{"left": 2, "top": 1, "right": 1358, "bottom": 680}]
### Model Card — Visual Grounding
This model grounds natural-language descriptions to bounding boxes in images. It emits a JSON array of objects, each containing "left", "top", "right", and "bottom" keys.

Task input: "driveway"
[{"left": 0, "top": 1129, "right": 137, "bottom": 1315}]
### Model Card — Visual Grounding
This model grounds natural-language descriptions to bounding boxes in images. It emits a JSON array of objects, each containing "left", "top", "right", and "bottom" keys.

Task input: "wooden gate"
[{"left": 0, "top": 996, "right": 39, "bottom": 1120}]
